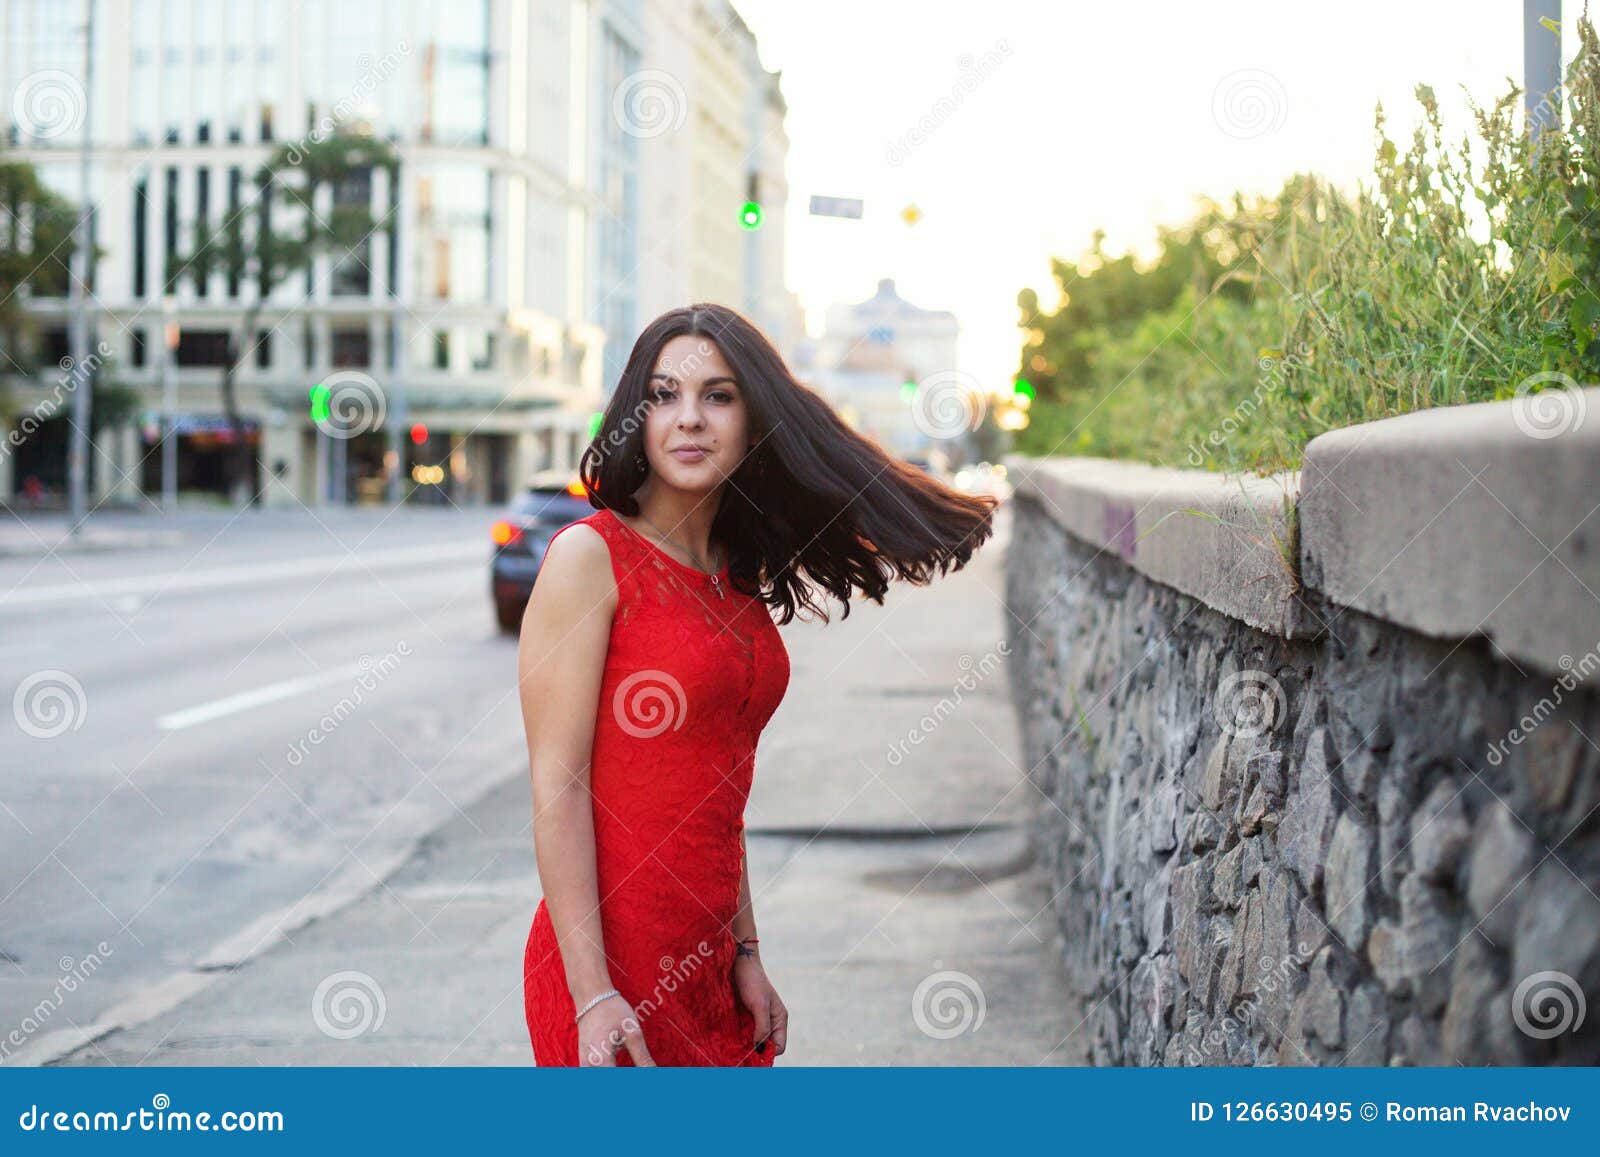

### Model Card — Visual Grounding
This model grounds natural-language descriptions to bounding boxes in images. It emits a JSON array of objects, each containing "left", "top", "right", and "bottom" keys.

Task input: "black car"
[{"left": 490, "top": 475, "right": 595, "bottom": 632}]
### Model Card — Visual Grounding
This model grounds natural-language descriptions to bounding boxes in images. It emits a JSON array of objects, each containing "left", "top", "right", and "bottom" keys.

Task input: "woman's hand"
[
  {"left": 732, "top": 954, "right": 788, "bottom": 1057},
  {"left": 577, "top": 993, "right": 656, "bottom": 1067}
]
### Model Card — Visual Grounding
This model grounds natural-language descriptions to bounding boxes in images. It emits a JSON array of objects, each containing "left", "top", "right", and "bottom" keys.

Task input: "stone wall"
[{"left": 1001, "top": 394, "right": 1600, "bottom": 1066}]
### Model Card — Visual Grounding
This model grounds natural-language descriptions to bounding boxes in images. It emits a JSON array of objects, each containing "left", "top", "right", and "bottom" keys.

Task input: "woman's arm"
[
  {"left": 729, "top": 825, "right": 788, "bottom": 1056},
  {"left": 516, "top": 524, "right": 620, "bottom": 1010},
  {"left": 730, "top": 827, "right": 758, "bottom": 957}
]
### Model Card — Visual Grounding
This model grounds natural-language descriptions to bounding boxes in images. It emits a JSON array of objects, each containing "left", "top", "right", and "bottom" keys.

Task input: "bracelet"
[{"left": 574, "top": 987, "right": 620, "bottom": 1021}]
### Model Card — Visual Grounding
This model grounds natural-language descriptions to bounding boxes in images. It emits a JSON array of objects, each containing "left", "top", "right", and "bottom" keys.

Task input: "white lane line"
[
  {"left": 0, "top": 540, "right": 485, "bottom": 609},
  {"left": 155, "top": 660, "right": 374, "bottom": 731}
]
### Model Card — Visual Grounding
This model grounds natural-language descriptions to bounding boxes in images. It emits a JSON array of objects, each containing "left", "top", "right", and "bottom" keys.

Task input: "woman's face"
[{"left": 640, "top": 334, "right": 749, "bottom": 494}]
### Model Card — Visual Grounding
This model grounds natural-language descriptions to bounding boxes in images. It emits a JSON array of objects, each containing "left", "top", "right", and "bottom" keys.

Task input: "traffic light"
[
  {"left": 410, "top": 422, "right": 428, "bottom": 445},
  {"left": 740, "top": 201, "right": 763, "bottom": 230},
  {"left": 309, "top": 382, "right": 330, "bottom": 423}
]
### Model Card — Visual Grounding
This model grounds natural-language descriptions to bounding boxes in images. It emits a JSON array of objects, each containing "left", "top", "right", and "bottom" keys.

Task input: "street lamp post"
[
  {"left": 162, "top": 295, "right": 179, "bottom": 512},
  {"left": 65, "top": 0, "right": 95, "bottom": 535},
  {"left": 386, "top": 158, "right": 408, "bottom": 506}
]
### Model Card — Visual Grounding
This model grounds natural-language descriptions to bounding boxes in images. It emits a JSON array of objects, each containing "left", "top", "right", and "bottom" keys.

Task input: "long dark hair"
[{"left": 579, "top": 303, "right": 998, "bottom": 624}]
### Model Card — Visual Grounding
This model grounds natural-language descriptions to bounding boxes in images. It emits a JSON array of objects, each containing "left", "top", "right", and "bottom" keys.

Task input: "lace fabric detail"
[{"left": 522, "top": 509, "right": 790, "bottom": 1066}]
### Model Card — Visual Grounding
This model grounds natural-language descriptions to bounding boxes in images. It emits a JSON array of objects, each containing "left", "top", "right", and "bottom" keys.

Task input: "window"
[
  {"left": 130, "top": 330, "right": 147, "bottom": 368},
  {"left": 194, "top": 169, "right": 210, "bottom": 297},
  {"left": 175, "top": 330, "right": 233, "bottom": 367},
  {"left": 330, "top": 168, "right": 372, "bottom": 296},
  {"left": 331, "top": 328, "right": 371, "bottom": 368},
  {"left": 433, "top": 330, "right": 450, "bottom": 370},
  {"left": 256, "top": 175, "right": 273, "bottom": 297},
  {"left": 41, "top": 329, "right": 70, "bottom": 367},
  {"left": 226, "top": 168, "right": 242, "bottom": 297},
  {"left": 163, "top": 167, "right": 179, "bottom": 294},
  {"left": 415, "top": 164, "right": 490, "bottom": 303},
  {"left": 468, "top": 330, "right": 495, "bottom": 371},
  {"left": 132, "top": 177, "right": 148, "bottom": 299},
  {"left": 254, "top": 331, "right": 272, "bottom": 369}
]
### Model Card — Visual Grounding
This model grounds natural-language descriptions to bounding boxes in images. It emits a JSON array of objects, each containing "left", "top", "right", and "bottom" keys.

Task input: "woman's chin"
[{"left": 656, "top": 460, "right": 730, "bottom": 494}]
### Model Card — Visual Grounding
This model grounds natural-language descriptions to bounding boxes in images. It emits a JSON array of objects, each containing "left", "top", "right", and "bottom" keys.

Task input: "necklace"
[{"left": 632, "top": 510, "right": 728, "bottom": 600}]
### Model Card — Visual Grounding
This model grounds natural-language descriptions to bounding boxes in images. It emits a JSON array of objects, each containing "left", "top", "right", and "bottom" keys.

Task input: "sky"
[{"left": 730, "top": 0, "right": 1585, "bottom": 387}]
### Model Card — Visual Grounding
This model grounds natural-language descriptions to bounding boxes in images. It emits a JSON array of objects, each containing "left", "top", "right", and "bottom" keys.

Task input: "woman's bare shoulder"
[{"left": 538, "top": 520, "right": 617, "bottom": 602}]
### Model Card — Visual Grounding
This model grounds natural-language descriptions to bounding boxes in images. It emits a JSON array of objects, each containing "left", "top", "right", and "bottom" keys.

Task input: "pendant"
[{"left": 710, "top": 574, "right": 726, "bottom": 600}]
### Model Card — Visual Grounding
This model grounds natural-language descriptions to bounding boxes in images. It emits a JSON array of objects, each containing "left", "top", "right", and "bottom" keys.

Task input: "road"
[
  {"left": 1, "top": 500, "right": 1088, "bottom": 1065},
  {"left": 1, "top": 506, "right": 522, "bottom": 1059}
]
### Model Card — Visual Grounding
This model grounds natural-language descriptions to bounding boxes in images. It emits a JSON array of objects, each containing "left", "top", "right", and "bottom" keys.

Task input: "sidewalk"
[
  {"left": 0, "top": 513, "right": 186, "bottom": 557},
  {"left": 53, "top": 503, "right": 1089, "bottom": 1066}
]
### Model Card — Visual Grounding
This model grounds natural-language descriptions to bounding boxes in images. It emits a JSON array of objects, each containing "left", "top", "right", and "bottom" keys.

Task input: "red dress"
[{"left": 522, "top": 507, "right": 790, "bottom": 1066}]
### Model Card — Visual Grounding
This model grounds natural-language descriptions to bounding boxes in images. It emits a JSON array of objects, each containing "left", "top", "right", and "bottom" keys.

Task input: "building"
[
  {"left": 631, "top": 0, "right": 802, "bottom": 366},
  {"left": 811, "top": 277, "right": 961, "bottom": 462},
  {"left": 0, "top": 0, "right": 793, "bottom": 510}
]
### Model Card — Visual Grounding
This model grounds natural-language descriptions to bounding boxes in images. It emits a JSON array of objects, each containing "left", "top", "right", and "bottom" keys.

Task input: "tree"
[
  {"left": 176, "top": 131, "right": 399, "bottom": 506},
  {"left": 1015, "top": 176, "right": 1329, "bottom": 406},
  {"left": 0, "top": 158, "right": 79, "bottom": 422}
]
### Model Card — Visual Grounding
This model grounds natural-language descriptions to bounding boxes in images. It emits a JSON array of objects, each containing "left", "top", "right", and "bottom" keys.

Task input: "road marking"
[
  {"left": 0, "top": 540, "right": 483, "bottom": 609},
  {"left": 155, "top": 659, "right": 377, "bottom": 731}
]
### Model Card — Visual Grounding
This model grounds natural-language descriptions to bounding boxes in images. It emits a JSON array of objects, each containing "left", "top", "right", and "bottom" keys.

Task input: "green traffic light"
[
  {"left": 899, "top": 381, "right": 918, "bottom": 402},
  {"left": 740, "top": 201, "right": 763, "bottom": 230},
  {"left": 587, "top": 411, "right": 603, "bottom": 439},
  {"left": 1013, "top": 378, "right": 1036, "bottom": 400},
  {"left": 309, "top": 382, "right": 330, "bottom": 422}
]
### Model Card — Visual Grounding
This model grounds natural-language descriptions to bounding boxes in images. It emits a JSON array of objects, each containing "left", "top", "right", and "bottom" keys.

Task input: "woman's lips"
[{"left": 669, "top": 446, "right": 709, "bottom": 461}]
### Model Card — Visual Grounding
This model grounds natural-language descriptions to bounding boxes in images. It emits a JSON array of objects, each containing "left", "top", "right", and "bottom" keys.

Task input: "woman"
[{"left": 518, "top": 303, "right": 997, "bottom": 1066}]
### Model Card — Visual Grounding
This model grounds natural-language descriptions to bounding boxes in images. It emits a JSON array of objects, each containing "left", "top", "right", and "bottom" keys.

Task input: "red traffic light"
[{"left": 410, "top": 422, "right": 429, "bottom": 445}]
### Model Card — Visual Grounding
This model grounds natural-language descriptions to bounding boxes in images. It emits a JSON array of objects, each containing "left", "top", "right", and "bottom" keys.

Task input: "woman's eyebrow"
[{"left": 649, "top": 373, "right": 739, "bottom": 389}]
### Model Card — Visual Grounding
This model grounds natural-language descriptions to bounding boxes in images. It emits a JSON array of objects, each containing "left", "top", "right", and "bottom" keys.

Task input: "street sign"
[{"left": 809, "top": 195, "right": 863, "bottom": 219}]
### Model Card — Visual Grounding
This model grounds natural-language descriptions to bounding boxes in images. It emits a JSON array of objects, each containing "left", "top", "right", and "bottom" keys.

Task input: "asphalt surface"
[{"left": 0, "top": 499, "right": 1088, "bottom": 1066}]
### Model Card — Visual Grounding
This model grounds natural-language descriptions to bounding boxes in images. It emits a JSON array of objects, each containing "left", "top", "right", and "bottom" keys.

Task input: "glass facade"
[
  {"left": 416, "top": 0, "right": 489, "bottom": 145},
  {"left": 415, "top": 162, "right": 491, "bottom": 305},
  {"left": 596, "top": 21, "right": 640, "bottom": 392}
]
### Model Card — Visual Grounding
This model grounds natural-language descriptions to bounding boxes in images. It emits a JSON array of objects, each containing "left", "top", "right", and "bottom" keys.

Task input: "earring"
[{"left": 633, "top": 452, "right": 647, "bottom": 471}]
